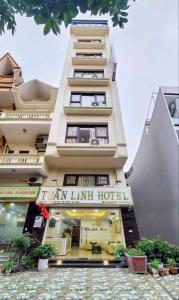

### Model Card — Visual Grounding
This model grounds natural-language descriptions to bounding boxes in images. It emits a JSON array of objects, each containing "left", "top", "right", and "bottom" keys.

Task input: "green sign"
[{"left": 0, "top": 186, "right": 39, "bottom": 198}]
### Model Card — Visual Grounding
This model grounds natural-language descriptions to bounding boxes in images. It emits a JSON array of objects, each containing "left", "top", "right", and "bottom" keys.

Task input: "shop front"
[
  {"left": 0, "top": 186, "right": 40, "bottom": 248},
  {"left": 37, "top": 187, "right": 139, "bottom": 260}
]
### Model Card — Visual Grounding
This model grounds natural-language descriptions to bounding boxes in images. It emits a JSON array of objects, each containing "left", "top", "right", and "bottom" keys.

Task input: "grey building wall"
[{"left": 128, "top": 88, "right": 179, "bottom": 245}]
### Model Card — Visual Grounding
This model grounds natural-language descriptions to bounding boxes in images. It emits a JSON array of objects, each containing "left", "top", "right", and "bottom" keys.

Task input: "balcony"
[
  {"left": 57, "top": 144, "right": 116, "bottom": 156},
  {"left": 0, "top": 111, "right": 53, "bottom": 123},
  {"left": 46, "top": 143, "right": 127, "bottom": 169},
  {"left": 63, "top": 106, "right": 112, "bottom": 116},
  {"left": 72, "top": 57, "right": 107, "bottom": 66},
  {"left": 0, "top": 154, "right": 46, "bottom": 175},
  {"left": 70, "top": 20, "right": 108, "bottom": 36},
  {"left": 74, "top": 41, "right": 105, "bottom": 50},
  {"left": 68, "top": 77, "right": 109, "bottom": 87}
]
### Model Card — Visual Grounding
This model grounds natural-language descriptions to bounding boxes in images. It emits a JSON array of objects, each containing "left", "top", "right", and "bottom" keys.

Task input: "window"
[
  {"left": 66, "top": 125, "right": 108, "bottom": 144},
  {"left": 0, "top": 203, "right": 28, "bottom": 244},
  {"left": 64, "top": 174, "right": 109, "bottom": 186},
  {"left": 70, "top": 93, "right": 106, "bottom": 107},
  {"left": 76, "top": 53, "right": 102, "bottom": 58},
  {"left": 74, "top": 70, "right": 104, "bottom": 79},
  {"left": 19, "top": 151, "right": 29, "bottom": 154},
  {"left": 77, "top": 39, "right": 102, "bottom": 43}
]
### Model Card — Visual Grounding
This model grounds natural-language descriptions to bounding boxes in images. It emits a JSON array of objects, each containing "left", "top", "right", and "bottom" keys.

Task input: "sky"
[{"left": 0, "top": 0, "right": 178, "bottom": 170}]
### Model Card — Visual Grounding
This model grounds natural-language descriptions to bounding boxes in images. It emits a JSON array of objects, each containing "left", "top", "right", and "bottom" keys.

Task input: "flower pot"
[
  {"left": 159, "top": 269, "right": 165, "bottom": 277},
  {"left": 38, "top": 258, "right": 49, "bottom": 272},
  {"left": 13, "top": 262, "right": 23, "bottom": 273},
  {"left": 147, "top": 263, "right": 159, "bottom": 277},
  {"left": 164, "top": 268, "right": 169, "bottom": 275},
  {"left": 169, "top": 267, "right": 178, "bottom": 275},
  {"left": 125, "top": 253, "right": 147, "bottom": 274}
]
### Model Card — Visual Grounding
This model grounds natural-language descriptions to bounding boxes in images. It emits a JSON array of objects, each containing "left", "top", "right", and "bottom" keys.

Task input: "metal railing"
[
  {"left": 0, "top": 154, "right": 44, "bottom": 165},
  {"left": 0, "top": 112, "right": 53, "bottom": 120}
]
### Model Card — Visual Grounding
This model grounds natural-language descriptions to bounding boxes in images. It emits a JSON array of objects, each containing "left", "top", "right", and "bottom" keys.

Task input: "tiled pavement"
[{"left": 0, "top": 268, "right": 178, "bottom": 300}]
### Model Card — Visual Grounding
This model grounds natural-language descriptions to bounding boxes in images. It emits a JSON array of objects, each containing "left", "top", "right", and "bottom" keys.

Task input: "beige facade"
[
  {"left": 45, "top": 20, "right": 127, "bottom": 183},
  {"left": 0, "top": 21, "right": 139, "bottom": 257}
]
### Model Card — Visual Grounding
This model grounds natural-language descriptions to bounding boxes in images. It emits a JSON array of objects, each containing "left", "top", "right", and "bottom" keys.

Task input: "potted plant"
[
  {"left": 11, "top": 235, "right": 32, "bottom": 272},
  {"left": 1, "top": 259, "right": 13, "bottom": 275},
  {"left": 32, "top": 244, "right": 56, "bottom": 271},
  {"left": 136, "top": 238, "right": 154, "bottom": 260},
  {"left": 167, "top": 258, "right": 178, "bottom": 275},
  {"left": 113, "top": 245, "right": 126, "bottom": 265},
  {"left": 125, "top": 248, "right": 147, "bottom": 274},
  {"left": 148, "top": 258, "right": 161, "bottom": 276}
]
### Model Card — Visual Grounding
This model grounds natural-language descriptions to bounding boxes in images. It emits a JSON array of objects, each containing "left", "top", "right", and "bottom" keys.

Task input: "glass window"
[
  {"left": 96, "top": 176, "right": 109, "bottom": 186},
  {"left": 67, "top": 126, "right": 78, "bottom": 137},
  {"left": 76, "top": 53, "right": 102, "bottom": 58},
  {"left": 66, "top": 125, "right": 108, "bottom": 144},
  {"left": 74, "top": 70, "right": 104, "bottom": 79},
  {"left": 70, "top": 93, "right": 106, "bottom": 107},
  {"left": 81, "top": 94, "right": 95, "bottom": 106},
  {"left": 64, "top": 175, "right": 109, "bottom": 186},
  {"left": 65, "top": 175, "right": 77, "bottom": 186},
  {"left": 78, "top": 176, "right": 95, "bottom": 186},
  {"left": 78, "top": 127, "right": 93, "bottom": 143},
  {"left": 77, "top": 39, "right": 102, "bottom": 43},
  {"left": 96, "top": 94, "right": 105, "bottom": 104},
  {"left": 0, "top": 203, "right": 28, "bottom": 244},
  {"left": 96, "top": 126, "right": 108, "bottom": 137},
  {"left": 71, "top": 94, "right": 81, "bottom": 102}
]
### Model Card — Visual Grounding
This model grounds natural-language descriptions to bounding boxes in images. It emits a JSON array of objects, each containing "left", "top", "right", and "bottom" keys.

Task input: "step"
[
  {"left": 49, "top": 263, "right": 117, "bottom": 268},
  {"left": 49, "top": 258, "right": 127, "bottom": 268}
]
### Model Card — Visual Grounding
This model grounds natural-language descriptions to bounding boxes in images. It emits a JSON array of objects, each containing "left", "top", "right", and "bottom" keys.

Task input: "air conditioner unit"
[
  {"left": 35, "top": 135, "right": 48, "bottom": 151},
  {"left": 90, "top": 138, "right": 100, "bottom": 145},
  {"left": 91, "top": 102, "right": 99, "bottom": 107},
  {"left": 28, "top": 176, "right": 43, "bottom": 186}
]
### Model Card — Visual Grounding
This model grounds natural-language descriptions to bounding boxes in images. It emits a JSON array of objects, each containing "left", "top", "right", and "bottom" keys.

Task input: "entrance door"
[{"left": 72, "top": 225, "right": 80, "bottom": 247}]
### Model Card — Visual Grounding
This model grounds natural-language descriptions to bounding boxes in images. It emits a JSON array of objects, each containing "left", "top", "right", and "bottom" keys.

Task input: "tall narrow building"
[{"left": 37, "top": 20, "right": 139, "bottom": 260}]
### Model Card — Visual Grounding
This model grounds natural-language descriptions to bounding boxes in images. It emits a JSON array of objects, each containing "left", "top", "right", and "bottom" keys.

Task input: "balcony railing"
[
  {"left": 72, "top": 57, "right": 107, "bottom": 66},
  {"left": 70, "top": 20, "right": 108, "bottom": 35},
  {"left": 0, "top": 154, "right": 44, "bottom": 165},
  {"left": 0, "top": 111, "right": 53, "bottom": 120},
  {"left": 74, "top": 41, "right": 105, "bottom": 50},
  {"left": 63, "top": 106, "right": 112, "bottom": 116},
  {"left": 68, "top": 77, "right": 109, "bottom": 87}
]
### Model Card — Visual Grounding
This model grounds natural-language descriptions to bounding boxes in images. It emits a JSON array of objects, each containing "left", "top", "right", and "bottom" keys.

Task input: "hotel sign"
[
  {"left": 0, "top": 187, "right": 39, "bottom": 198},
  {"left": 37, "top": 187, "right": 133, "bottom": 206}
]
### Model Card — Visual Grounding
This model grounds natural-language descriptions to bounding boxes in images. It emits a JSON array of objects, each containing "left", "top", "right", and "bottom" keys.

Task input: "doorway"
[{"left": 71, "top": 223, "right": 80, "bottom": 247}]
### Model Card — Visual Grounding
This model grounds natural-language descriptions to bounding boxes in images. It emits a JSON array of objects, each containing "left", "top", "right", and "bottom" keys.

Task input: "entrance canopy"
[{"left": 37, "top": 186, "right": 133, "bottom": 207}]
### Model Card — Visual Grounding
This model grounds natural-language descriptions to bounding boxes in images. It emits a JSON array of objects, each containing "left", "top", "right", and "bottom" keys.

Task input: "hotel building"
[
  {"left": 127, "top": 87, "right": 179, "bottom": 245},
  {"left": 0, "top": 20, "right": 139, "bottom": 262}
]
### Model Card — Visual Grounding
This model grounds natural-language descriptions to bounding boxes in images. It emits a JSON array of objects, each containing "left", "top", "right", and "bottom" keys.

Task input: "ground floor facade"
[
  {"left": 37, "top": 186, "right": 139, "bottom": 261},
  {"left": 0, "top": 184, "right": 139, "bottom": 261}
]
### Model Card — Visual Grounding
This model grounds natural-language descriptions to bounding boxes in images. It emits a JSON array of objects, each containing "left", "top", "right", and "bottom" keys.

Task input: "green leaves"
[
  {"left": 0, "top": 0, "right": 136, "bottom": 35},
  {"left": 43, "top": 17, "right": 60, "bottom": 35}
]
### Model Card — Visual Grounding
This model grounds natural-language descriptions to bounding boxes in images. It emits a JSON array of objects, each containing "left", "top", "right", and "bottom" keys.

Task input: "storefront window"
[
  {"left": 43, "top": 208, "right": 124, "bottom": 258},
  {"left": 0, "top": 203, "right": 28, "bottom": 244}
]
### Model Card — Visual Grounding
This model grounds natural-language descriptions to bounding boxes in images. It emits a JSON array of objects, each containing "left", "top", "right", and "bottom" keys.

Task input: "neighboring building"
[
  {"left": 36, "top": 19, "right": 139, "bottom": 260},
  {"left": 0, "top": 53, "right": 58, "bottom": 245},
  {"left": 127, "top": 87, "right": 179, "bottom": 245},
  {"left": 0, "top": 20, "right": 139, "bottom": 261}
]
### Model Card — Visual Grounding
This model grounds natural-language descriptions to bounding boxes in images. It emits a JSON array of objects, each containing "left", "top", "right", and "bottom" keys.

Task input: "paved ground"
[{"left": 0, "top": 268, "right": 178, "bottom": 300}]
